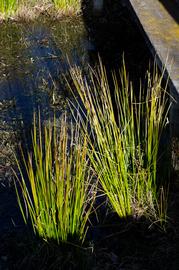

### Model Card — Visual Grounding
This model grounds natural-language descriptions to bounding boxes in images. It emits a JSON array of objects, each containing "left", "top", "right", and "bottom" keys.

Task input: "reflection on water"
[
  {"left": 93, "top": 0, "right": 104, "bottom": 12},
  {"left": 0, "top": 18, "right": 89, "bottom": 125}
]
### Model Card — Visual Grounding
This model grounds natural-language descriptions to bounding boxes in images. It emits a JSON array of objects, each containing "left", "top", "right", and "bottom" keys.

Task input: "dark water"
[
  {"left": 0, "top": 9, "right": 152, "bottom": 234},
  {"left": 0, "top": 18, "right": 90, "bottom": 125}
]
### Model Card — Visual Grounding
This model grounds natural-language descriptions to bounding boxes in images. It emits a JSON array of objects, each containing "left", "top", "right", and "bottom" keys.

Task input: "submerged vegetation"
[{"left": 0, "top": 0, "right": 81, "bottom": 20}]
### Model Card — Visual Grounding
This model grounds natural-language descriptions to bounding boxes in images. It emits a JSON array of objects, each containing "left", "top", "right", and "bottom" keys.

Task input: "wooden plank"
[
  {"left": 127, "top": 0, "right": 179, "bottom": 137},
  {"left": 128, "top": 0, "right": 179, "bottom": 94}
]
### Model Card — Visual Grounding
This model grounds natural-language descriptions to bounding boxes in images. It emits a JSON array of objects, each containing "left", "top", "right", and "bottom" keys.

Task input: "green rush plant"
[
  {"left": 14, "top": 113, "right": 97, "bottom": 243},
  {"left": 0, "top": 0, "right": 17, "bottom": 16},
  {"left": 69, "top": 60, "right": 170, "bottom": 226}
]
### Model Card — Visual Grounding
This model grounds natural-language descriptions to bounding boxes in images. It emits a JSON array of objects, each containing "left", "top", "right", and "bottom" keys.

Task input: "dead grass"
[{"left": 0, "top": 0, "right": 80, "bottom": 23}]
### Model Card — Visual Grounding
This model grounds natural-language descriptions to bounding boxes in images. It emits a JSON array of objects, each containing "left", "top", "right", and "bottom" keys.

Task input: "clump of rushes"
[
  {"left": 69, "top": 60, "right": 170, "bottom": 226},
  {"left": 14, "top": 113, "right": 97, "bottom": 243},
  {"left": 0, "top": 0, "right": 17, "bottom": 16}
]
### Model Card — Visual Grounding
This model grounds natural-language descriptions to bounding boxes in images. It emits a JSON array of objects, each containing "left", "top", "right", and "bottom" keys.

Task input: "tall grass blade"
[
  {"left": 0, "top": 0, "right": 17, "bottom": 16},
  {"left": 52, "top": 0, "right": 80, "bottom": 12}
]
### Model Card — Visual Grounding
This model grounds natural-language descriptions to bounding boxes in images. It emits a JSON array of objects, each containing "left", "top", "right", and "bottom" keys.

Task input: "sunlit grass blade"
[
  {"left": 0, "top": 0, "right": 17, "bottom": 16},
  {"left": 51, "top": 0, "right": 80, "bottom": 12}
]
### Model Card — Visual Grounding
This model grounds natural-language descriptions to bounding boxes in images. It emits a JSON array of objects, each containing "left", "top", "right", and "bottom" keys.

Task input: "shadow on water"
[{"left": 81, "top": 0, "right": 152, "bottom": 80}]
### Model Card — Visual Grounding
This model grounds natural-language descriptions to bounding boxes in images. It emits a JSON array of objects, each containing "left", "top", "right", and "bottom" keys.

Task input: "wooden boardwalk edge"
[{"left": 126, "top": 0, "right": 179, "bottom": 136}]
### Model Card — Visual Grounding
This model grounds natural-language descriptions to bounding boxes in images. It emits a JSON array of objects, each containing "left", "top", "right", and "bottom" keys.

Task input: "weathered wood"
[
  {"left": 127, "top": 0, "right": 179, "bottom": 137},
  {"left": 128, "top": 0, "right": 179, "bottom": 93}
]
